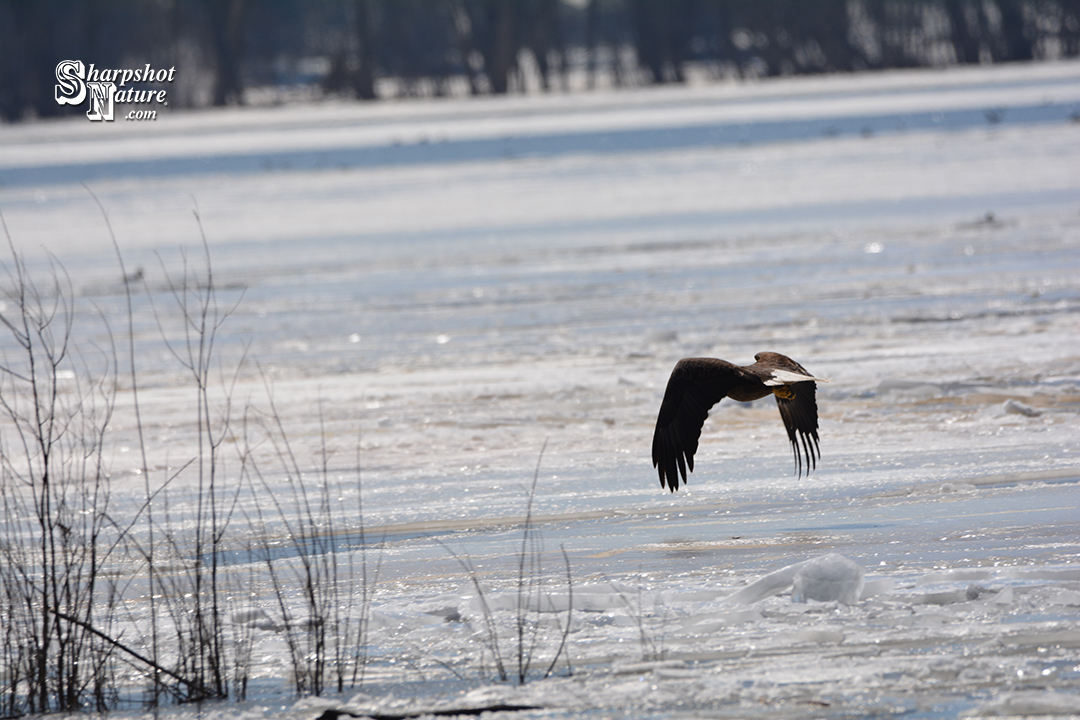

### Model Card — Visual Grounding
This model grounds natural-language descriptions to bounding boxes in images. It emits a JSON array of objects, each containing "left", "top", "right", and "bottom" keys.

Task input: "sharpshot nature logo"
[{"left": 55, "top": 59, "right": 175, "bottom": 122}]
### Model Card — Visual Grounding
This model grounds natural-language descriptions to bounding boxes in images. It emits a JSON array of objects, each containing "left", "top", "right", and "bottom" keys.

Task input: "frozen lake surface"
[{"left": 2, "top": 61, "right": 1080, "bottom": 719}]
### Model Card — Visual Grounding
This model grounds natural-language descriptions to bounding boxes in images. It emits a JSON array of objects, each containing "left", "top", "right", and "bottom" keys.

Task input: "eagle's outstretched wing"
[
  {"left": 651, "top": 358, "right": 755, "bottom": 492},
  {"left": 774, "top": 381, "right": 820, "bottom": 477}
]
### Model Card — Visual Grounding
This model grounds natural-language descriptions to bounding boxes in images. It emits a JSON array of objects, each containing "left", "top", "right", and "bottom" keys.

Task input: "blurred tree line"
[{"left": 2, "top": 0, "right": 1079, "bottom": 121}]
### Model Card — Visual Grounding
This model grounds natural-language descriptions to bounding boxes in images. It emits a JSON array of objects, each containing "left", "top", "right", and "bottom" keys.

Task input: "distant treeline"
[{"left": 3, "top": 0, "right": 1079, "bottom": 120}]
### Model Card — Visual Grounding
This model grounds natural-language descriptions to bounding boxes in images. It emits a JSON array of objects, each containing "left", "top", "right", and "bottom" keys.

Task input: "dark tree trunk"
[
  {"left": 996, "top": 0, "right": 1035, "bottom": 60},
  {"left": 944, "top": 0, "right": 981, "bottom": 63},
  {"left": 354, "top": 0, "right": 377, "bottom": 100},
  {"left": 486, "top": 0, "right": 514, "bottom": 94},
  {"left": 208, "top": 0, "right": 246, "bottom": 106}
]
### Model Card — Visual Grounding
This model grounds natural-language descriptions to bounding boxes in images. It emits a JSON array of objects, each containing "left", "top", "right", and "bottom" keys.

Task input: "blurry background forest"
[{"left": 2, "top": 0, "right": 1080, "bottom": 121}]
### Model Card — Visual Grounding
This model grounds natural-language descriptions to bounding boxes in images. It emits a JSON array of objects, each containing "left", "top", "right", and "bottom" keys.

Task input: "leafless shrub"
[
  {"left": 239, "top": 383, "right": 378, "bottom": 697},
  {"left": 442, "top": 442, "right": 574, "bottom": 684},
  {"left": 0, "top": 218, "right": 119, "bottom": 713}
]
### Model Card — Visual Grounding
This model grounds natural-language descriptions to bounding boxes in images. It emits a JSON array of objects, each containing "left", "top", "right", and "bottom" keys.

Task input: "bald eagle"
[{"left": 652, "top": 352, "right": 824, "bottom": 491}]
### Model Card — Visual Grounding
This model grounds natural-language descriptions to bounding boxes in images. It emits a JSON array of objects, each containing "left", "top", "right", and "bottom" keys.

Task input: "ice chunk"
[
  {"left": 859, "top": 576, "right": 895, "bottom": 599},
  {"left": 791, "top": 553, "right": 865, "bottom": 605},
  {"left": 231, "top": 608, "right": 278, "bottom": 630},
  {"left": 425, "top": 605, "right": 462, "bottom": 622},
  {"left": 723, "top": 553, "right": 865, "bottom": 606},
  {"left": 722, "top": 559, "right": 807, "bottom": 606},
  {"left": 231, "top": 608, "right": 269, "bottom": 625},
  {"left": 1002, "top": 398, "right": 1041, "bottom": 417}
]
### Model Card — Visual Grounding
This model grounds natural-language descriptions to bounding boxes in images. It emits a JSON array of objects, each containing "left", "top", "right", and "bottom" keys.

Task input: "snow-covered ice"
[{"left": 1, "top": 60, "right": 1079, "bottom": 719}]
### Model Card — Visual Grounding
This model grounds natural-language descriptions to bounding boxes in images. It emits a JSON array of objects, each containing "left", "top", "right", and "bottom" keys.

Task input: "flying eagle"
[{"left": 652, "top": 352, "right": 824, "bottom": 491}]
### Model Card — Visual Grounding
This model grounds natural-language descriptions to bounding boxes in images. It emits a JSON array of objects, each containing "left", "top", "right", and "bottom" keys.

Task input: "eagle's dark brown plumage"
[{"left": 651, "top": 352, "right": 823, "bottom": 491}]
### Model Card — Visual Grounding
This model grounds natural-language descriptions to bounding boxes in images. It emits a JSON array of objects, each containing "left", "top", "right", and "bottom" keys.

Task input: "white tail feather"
[{"left": 764, "top": 369, "right": 829, "bottom": 386}]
